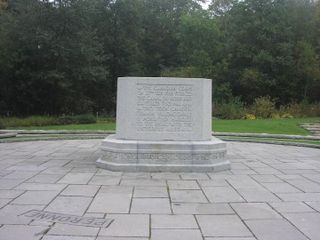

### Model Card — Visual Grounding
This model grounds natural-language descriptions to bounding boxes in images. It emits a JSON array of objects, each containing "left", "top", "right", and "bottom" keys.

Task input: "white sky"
[{"left": 201, "top": 0, "right": 210, "bottom": 9}]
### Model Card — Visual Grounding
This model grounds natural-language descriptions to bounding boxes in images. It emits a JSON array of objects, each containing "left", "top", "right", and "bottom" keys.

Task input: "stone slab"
[{"left": 116, "top": 77, "right": 212, "bottom": 141}]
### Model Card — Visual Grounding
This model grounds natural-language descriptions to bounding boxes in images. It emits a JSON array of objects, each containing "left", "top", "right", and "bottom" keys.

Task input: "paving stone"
[
  {"left": 276, "top": 174, "right": 305, "bottom": 181},
  {"left": 250, "top": 175, "right": 283, "bottom": 183},
  {"left": 88, "top": 190, "right": 132, "bottom": 214},
  {"left": 284, "top": 212, "right": 320, "bottom": 240},
  {"left": 151, "top": 172, "right": 180, "bottom": 180},
  {"left": 3, "top": 171, "right": 39, "bottom": 180},
  {"left": 97, "top": 238, "right": 147, "bottom": 240},
  {"left": 303, "top": 174, "right": 320, "bottom": 184},
  {"left": 237, "top": 189, "right": 281, "bottom": 202},
  {"left": 42, "top": 167, "right": 72, "bottom": 175},
  {"left": 131, "top": 198, "right": 171, "bottom": 214},
  {"left": 27, "top": 174, "right": 64, "bottom": 183},
  {"left": 0, "top": 198, "right": 11, "bottom": 208},
  {"left": 205, "top": 238, "right": 256, "bottom": 240},
  {"left": 151, "top": 215, "right": 198, "bottom": 229},
  {"left": 61, "top": 185, "right": 100, "bottom": 197},
  {"left": 88, "top": 175, "right": 121, "bottom": 185},
  {"left": 245, "top": 219, "right": 308, "bottom": 240},
  {"left": 0, "top": 190, "right": 24, "bottom": 199},
  {"left": 122, "top": 172, "right": 151, "bottom": 179},
  {"left": 42, "top": 236, "right": 95, "bottom": 240},
  {"left": 202, "top": 186, "right": 245, "bottom": 203},
  {"left": 0, "top": 225, "right": 48, "bottom": 240},
  {"left": 276, "top": 193, "right": 320, "bottom": 201},
  {"left": 198, "top": 179, "right": 229, "bottom": 187},
  {"left": 58, "top": 173, "right": 95, "bottom": 184},
  {"left": 12, "top": 190, "right": 59, "bottom": 205},
  {"left": 46, "top": 196, "right": 92, "bottom": 215},
  {"left": 0, "top": 179, "right": 24, "bottom": 189},
  {"left": 0, "top": 204, "right": 44, "bottom": 224},
  {"left": 170, "top": 190, "right": 207, "bottom": 203},
  {"left": 167, "top": 180, "right": 199, "bottom": 190},
  {"left": 48, "top": 223, "right": 99, "bottom": 236},
  {"left": 269, "top": 202, "right": 315, "bottom": 213},
  {"left": 180, "top": 173, "right": 209, "bottom": 180},
  {"left": 231, "top": 203, "right": 281, "bottom": 220},
  {"left": 151, "top": 229, "right": 202, "bottom": 240},
  {"left": 134, "top": 186, "right": 168, "bottom": 198},
  {"left": 121, "top": 179, "right": 165, "bottom": 187},
  {"left": 99, "top": 214, "right": 149, "bottom": 237},
  {"left": 196, "top": 215, "right": 252, "bottom": 237},
  {"left": 15, "top": 183, "right": 67, "bottom": 191},
  {"left": 261, "top": 182, "right": 301, "bottom": 193},
  {"left": 172, "top": 203, "right": 234, "bottom": 214},
  {"left": 285, "top": 179, "right": 320, "bottom": 192},
  {"left": 305, "top": 202, "right": 320, "bottom": 212}
]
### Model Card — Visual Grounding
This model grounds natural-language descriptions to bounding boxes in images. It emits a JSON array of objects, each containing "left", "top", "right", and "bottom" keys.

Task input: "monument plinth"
[{"left": 96, "top": 77, "right": 230, "bottom": 172}]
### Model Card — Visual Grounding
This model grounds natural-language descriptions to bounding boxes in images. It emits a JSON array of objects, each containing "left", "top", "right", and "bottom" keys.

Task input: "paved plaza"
[{"left": 0, "top": 139, "right": 320, "bottom": 240}]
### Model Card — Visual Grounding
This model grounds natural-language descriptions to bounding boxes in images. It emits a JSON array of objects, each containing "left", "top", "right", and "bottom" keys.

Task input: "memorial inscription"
[{"left": 136, "top": 83, "right": 193, "bottom": 133}]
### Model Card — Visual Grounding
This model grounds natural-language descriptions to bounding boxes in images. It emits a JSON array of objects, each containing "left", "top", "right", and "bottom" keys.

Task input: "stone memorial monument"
[{"left": 96, "top": 77, "right": 230, "bottom": 172}]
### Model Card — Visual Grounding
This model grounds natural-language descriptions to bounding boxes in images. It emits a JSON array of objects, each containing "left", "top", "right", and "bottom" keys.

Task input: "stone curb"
[
  {"left": 220, "top": 137, "right": 320, "bottom": 149},
  {"left": 1, "top": 129, "right": 319, "bottom": 140},
  {"left": 214, "top": 132, "right": 320, "bottom": 140},
  {"left": 0, "top": 132, "right": 17, "bottom": 139},
  {"left": 0, "top": 129, "right": 114, "bottom": 134},
  {"left": 0, "top": 135, "right": 319, "bottom": 150}
]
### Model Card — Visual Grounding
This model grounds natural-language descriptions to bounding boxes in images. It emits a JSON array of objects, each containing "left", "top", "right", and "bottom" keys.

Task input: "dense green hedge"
[
  {"left": 0, "top": 114, "right": 97, "bottom": 128},
  {"left": 213, "top": 98, "right": 320, "bottom": 120}
]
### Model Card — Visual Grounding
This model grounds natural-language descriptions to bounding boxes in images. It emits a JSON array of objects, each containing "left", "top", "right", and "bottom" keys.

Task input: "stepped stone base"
[{"left": 96, "top": 135, "right": 229, "bottom": 172}]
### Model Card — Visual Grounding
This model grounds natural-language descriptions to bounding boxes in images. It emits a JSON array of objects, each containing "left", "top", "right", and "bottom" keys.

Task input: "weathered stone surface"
[
  {"left": 97, "top": 77, "right": 229, "bottom": 172},
  {"left": 116, "top": 77, "right": 211, "bottom": 141}
]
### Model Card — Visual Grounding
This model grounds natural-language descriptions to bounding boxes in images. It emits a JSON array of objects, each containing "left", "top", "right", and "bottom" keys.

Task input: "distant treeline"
[{"left": 0, "top": 0, "right": 319, "bottom": 116}]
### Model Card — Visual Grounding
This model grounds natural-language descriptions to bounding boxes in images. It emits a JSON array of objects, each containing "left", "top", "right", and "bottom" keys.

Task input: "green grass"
[
  {"left": 212, "top": 117, "right": 320, "bottom": 135},
  {"left": 220, "top": 136, "right": 320, "bottom": 145},
  {"left": 9, "top": 117, "right": 320, "bottom": 135}
]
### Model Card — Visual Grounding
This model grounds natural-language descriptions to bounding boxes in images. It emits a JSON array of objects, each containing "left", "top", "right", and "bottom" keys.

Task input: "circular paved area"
[{"left": 0, "top": 140, "right": 320, "bottom": 240}]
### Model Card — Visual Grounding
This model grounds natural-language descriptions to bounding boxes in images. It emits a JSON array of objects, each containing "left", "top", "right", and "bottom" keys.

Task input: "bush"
[
  {"left": 0, "top": 119, "right": 4, "bottom": 129},
  {"left": 280, "top": 102, "right": 320, "bottom": 117},
  {"left": 0, "top": 116, "right": 59, "bottom": 128},
  {"left": 251, "top": 96, "right": 276, "bottom": 118},
  {"left": 281, "top": 113, "right": 294, "bottom": 119},
  {"left": 213, "top": 97, "right": 245, "bottom": 119},
  {"left": 244, "top": 114, "right": 256, "bottom": 120},
  {"left": 271, "top": 113, "right": 281, "bottom": 119},
  {"left": 58, "top": 114, "right": 96, "bottom": 125}
]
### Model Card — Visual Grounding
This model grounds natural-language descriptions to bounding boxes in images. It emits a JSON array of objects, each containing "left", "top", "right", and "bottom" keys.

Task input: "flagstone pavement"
[{"left": 0, "top": 139, "right": 320, "bottom": 240}]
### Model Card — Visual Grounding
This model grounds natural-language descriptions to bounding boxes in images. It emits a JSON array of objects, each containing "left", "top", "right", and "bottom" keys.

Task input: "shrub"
[
  {"left": 73, "top": 114, "right": 96, "bottom": 124},
  {"left": 213, "top": 97, "right": 245, "bottom": 119},
  {"left": 0, "top": 119, "right": 4, "bottom": 129},
  {"left": 244, "top": 114, "right": 256, "bottom": 120},
  {"left": 281, "top": 113, "right": 294, "bottom": 119},
  {"left": 58, "top": 114, "right": 96, "bottom": 125},
  {"left": 251, "top": 96, "right": 276, "bottom": 118},
  {"left": 0, "top": 116, "right": 59, "bottom": 128},
  {"left": 271, "top": 113, "right": 281, "bottom": 119},
  {"left": 280, "top": 102, "right": 320, "bottom": 117}
]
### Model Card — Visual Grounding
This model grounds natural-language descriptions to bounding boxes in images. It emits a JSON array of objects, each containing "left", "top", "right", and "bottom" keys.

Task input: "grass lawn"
[{"left": 11, "top": 117, "right": 320, "bottom": 135}]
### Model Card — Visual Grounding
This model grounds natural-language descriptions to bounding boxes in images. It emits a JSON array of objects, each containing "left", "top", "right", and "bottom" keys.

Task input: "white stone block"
[
  {"left": 116, "top": 77, "right": 212, "bottom": 141},
  {"left": 97, "top": 77, "right": 229, "bottom": 172}
]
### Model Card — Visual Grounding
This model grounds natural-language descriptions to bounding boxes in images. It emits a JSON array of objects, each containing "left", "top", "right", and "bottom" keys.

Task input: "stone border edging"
[
  {"left": 214, "top": 132, "right": 320, "bottom": 140},
  {"left": 220, "top": 137, "right": 320, "bottom": 149},
  {"left": 1, "top": 129, "right": 319, "bottom": 140},
  {"left": 0, "top": 132, "right": 17, "bottom": 139}
]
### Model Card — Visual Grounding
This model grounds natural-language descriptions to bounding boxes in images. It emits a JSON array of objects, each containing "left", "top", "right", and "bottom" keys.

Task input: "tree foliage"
[{"left": 0, "top": 0, "right": 319, "bottom": 116}]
